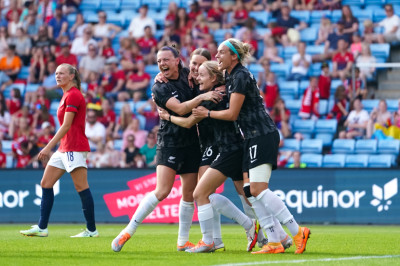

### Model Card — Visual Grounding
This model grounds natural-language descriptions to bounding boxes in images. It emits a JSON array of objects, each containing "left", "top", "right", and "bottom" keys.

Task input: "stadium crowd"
[{"left": 0, "top": 0, "right": 399, "bottom": 169}]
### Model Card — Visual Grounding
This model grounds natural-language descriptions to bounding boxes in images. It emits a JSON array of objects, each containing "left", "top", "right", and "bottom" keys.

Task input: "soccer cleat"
[
  {"left": 281, "top": 235, "right": 293, "bottom": 250},
  {"left": 293, "top": 227, "right": 311, "bottom": 254},
  {"left": 70, "top": 229, "right": 99, "bottom": 238},
  {"left": 177, "top": 241, "right": 195, "bottom": 251},
  {"left": 258, "top": 237, "right": 269, "bottom": 248},
  {"left": 251, "top": 242, "right": 285, "bottom": 254},
  {"left": 111, "top": 232, "right": 131, "bottom": 252},
  {"left": 20, "top": 225, "right": 48, "bottom": 237},
  {"left": 185, "top": 240, "right": 215, "bottom": 253},
  {"left": 212, "top": 238, "right": 226, "bottom": 252},
  {"left": 246, "top": 219, "right": 260, "bottom": 252}
]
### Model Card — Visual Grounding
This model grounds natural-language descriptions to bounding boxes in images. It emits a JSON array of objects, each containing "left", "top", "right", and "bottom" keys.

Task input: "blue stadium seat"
[
  {"left": 85, "top": 12, "right": 99, "bottom": 23},
  {"left": 249, "top": 11, "right": 269, "bottom": 25},
  {"left": 284, "top": 99, "right": 302, "bottom": 114},
  {"left": 79, "top": 0, "right": 100, "bottom": 11},
  {"left": 300, "top": 27, "right": 317, "bottom": 43},
  {"left": 100, "top": 0, "right": 120, "bottom": 11},
  {"left": 248, "top": 63, "right": 264, "bottom": 77},
  {"left": 323, "top": 154, "right": 346, "bottom": 168},
  {"left": 270, "top": 63, "right": 290, "bottom": 78},
  {"left": 161, "top": 0, "right": 180, "bottom": 9},
  {"left": 370, "top": 43, "right": 390, "bottom": 60},
  {"left": 120, "top": 0, "right": 142, "bottom": 10},
  {"left": 330, "top": 79, "right": 343, "bottom": 95},
  {"left": 301, "top": 153, "right": 323, "bottom": 167},
  {"left": 151, "top": 10, "right": 168, "bottom": 28},
  {"left": 356, "top": 9, "right": 374, "bottom": 22},
  {"left": 345, "top": 154, "right": 369, "bottom": 168},
  {"left": 309, "top": 63, "right": 322, "bottom": 76},
  {"left": 342, "top": 0, "right": 364, "bottom": 7},
  {"left": 299, "top": 80, "right": 309, "bottom": 96},
  {"left": 319, "top": 99, "right": 329, "bottom": 116},
  {"left": 306, "top": 45, "right": 324, "bottom": 56},
  {"left": 315, "top": 133, "right": 334, "bottom": 147},
  {"left": 310, "top": 10, "right": 331, "bottom": 24},
  {"left": 120, "top": 10, "right": 137, "bottom": 27},
  {"left": 213, "top": 29, "right": 234, "bottom": 43},
  {"left": 137, "top": 114, "right": 147, "bottom": 129},
  {"left": 292, "top": 119, "right": 315, "bottom": 134},
  {"left": 145, "top": 64, "right": 160, "bottom": 76},
  {"left": 283, "top": 46, "right": 297, "bottom": 61},
  {"left": 106, "top": 12, "right": 125, "bottom": 27},
  {"left": 361, "top": 99, "right": 379, "bottom": 112},
  {"left": 2, "top": 140, "right": 12, "bottom": 153},
  {"left": 332, "top": 139, "right": 355, "bottom": 154},
  {"left": 290, "top": 10, "right": 310, "bottom": 24},
  {"left": 67, "top": 13, "right": 77, "bottom": 27},
  {"left": 17, "top": 66, "right": 30, "bottom": 79},
  {"left": 315, "top": 119, "right": 337, "bottom": 134},
  {"left": 355, "top": 139, "right": 378, "bottom": 154},
  {"left": 280, "top": 139, "right": 300, "bottom": 151},
  {"left": 386, "top": 99, "right": 398, "bottom": 112},
  {"left": 142, "top": 0, "right": 161, "bottom": 10},
  {"left": 114, "top": 139, "right": 123, "bottom": 151},
  {"left": 25, "top": 83, "right": 40, "bottom": 93},
  {"left": 373, "top": 9, "right": 386, "bottom": 22},
  {"left": 301, "top": 139, "right": 323, "bottom": 153},
  {"left": 331, "top": 10, "right": 342, "bottom": 22},
  {"left": 6, "top": 154, "right": 13, "bottom": 168},
  {"left": 378, "top": 139, "right": 400, "bottom": 154},
  {"left": 4, "top": 83, "right": 25, "bottom": 98},
  {"left": 365, "top": 0, "right": 386, "bottom": 6},
  {"left": 49, "top": 101, "right": 60, "bottom": 116},
  {"left": 368, "top": 154, "right": 393, "bottom": 168},
  {"left": 81, "top": 83, "right": 88, "bottom": 93},
  {"left": 279, "top": 81, "right": 299, "bottom": 99},
  {"left": 114, "top": 101, "right": 134, "bottom": 116}
]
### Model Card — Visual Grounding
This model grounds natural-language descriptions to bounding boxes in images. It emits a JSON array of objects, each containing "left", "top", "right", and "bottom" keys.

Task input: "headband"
[
  {"left": 161, "top": 46, "right": 179, "bottom": 58},
  {"left": 223, "top": 40, "right": 241, "bottom": 60}
]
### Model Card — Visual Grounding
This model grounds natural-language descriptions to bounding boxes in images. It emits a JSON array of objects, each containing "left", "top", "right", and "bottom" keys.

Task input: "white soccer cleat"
[
  {"left": 20, "top": 225, "right": 48, "bottom": 237},
  {"left": 246, "top": 219, "right": 260, "bottom": 252},
  {"left": 112, "top": 232, "right": 131, "bottom": 252},
  {"left": 212, "top": 238, "right": 226, "bottom": 251},
  {"left": 70, "top": 229, "right": 99, "bottom": 238}
]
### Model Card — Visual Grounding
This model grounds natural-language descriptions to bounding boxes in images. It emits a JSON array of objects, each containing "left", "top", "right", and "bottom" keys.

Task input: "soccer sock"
[
  {"left": 239, "top": 194, "right": 267, "bottom": 243},
  {"left": 257, "top": 189, "right": 299, "bottom": 237},
  {"left": 125, "top": 192, "right": 159, "bottom": 236},
  {"left": 212, "top": 207, "right": 222, "bottom": 241},
  {"left": 209, "top": 193, "right": 252, "bottom": 231},
  {"left": 38, "top": 188, "right": 54, "bottom": 230},
  {"left": 178, "top": 200, "right": 194, "bottom": 246},
  {"left": 250, "top": 198, "right": 279, "bottom": 243},
  {"left": 78, "top": 188, "right": 96, "bottom": 232},
  {"left": 198, "top": 203, "right": 214, "bottom": 245}
]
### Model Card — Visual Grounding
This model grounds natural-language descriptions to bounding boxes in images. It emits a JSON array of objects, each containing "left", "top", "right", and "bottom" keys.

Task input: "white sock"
[
  {"left": 251, "top": 199, "right": 279, "bottom": 242},
  {"left": 257, "top": 189, "right": 299, "bottom": 236},
  {"left": 177, "top": 200, "right": 194, "bottom": 246},
  {"left": 209, "top": 193, "right": 252, "bottom": 231},
  {"left": 212, "top": 207, "right": 222, "bottom": 240},
  {"left": 273, "top": 217, "right": 289, "bottom": 241},
  {"left": 239, "top": 195, "right": 266, "bottom": 243},
  {"left": 198, "top": 203, "right": 214, "bottom": 245},
  {"left": 125, "top": 192, "right": 159, "bottom": 236}
]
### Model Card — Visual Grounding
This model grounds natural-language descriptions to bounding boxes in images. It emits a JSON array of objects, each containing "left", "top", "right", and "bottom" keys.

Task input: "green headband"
[{"left": 223, "top": 40, "right": 241, "bottom": 60}]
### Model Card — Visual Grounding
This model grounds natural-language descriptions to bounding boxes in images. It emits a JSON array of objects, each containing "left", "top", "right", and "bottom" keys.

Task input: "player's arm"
[
  {"left": 165, "top": 91, "right": 222, "bottom": 116},
  {"left": 192, "top": 92, "right": 245, "bottom": 121}
]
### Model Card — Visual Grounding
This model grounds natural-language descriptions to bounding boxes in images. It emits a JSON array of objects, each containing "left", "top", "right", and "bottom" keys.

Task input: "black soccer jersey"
[
  {"left": 226, "top": 63, "right": 277, "bottom": 139},
  {"left": 152, "top": 68, "right": 199, "bottom": 148}
]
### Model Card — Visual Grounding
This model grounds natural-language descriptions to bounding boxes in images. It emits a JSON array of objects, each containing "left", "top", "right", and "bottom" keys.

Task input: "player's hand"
[
  {"left": 214, "top": 85, "right": 226, "bottom": 95},
  {"left": 157, "top": 107, "right": 169, "bottom": 120},
  {"left": 154, "top": 72, "right": 168, "bottom": 83},
  {"left": 200, "top": 91, "right": 223, "bottom": 103},
  {"left": 38, "top": 147, "right": 51, "bottom": 163},
  {"left": 192, "top": 106, "right": 208, "bottom": 118},
  {"left": 188, "top": 73, "right": 194, "bottom": 88}
]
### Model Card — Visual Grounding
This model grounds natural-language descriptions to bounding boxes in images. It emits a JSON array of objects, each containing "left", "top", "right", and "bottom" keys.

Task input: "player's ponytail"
[
  {"left": 222, "top": 38, "right": 251, "bottom": 64},
  {"left": 60, "top": 63, "right": 83, "bottom": 94}
]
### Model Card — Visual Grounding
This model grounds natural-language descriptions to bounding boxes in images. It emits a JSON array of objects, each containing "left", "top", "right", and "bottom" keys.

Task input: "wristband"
[
  {"left": 169, "top": 115, "right": 171, "bottom": 122},
  {"left": 208, "top": 110, "right": 211, "bottom": 118}
]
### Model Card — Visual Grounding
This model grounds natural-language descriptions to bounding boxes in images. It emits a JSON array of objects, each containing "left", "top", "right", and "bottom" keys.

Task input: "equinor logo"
[{"left": 370, "top": 178, "right": 398, "bottom": 212}]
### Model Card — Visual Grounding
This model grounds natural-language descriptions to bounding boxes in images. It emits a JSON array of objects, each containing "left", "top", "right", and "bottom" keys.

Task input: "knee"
[
  {"left": 250, "top": 183, "right": 268, "bottom": 198},
  {"left": 192, "top": 188, "right": 202, "bottom": 202},
  {"left": 40, "top": 179, "right": 52, "bottom": 189}
]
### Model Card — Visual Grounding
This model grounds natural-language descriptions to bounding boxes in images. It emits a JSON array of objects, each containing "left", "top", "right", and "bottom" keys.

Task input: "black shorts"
[
  {"left": 210, "top": 148, "right": 243, "bottom": 181},
  {"left": 243, "top": 130, "right": 279, "bottom": 171},
  {"left": 199, "top": 145, "right": 218, "bottom": 167},
  {"left": 156, "top": 145, "right": 201, "bottom": 174}
]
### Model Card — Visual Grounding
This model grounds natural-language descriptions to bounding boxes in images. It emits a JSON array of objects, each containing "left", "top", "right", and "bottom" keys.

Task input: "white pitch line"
[{"left": 213, "top": 255, "right": 400, "bottom": 266}]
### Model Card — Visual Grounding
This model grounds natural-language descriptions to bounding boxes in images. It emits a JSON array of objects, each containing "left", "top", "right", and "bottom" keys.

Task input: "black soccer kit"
[{"left": 152, "top": 68, "right": 201, "bottom": 174}]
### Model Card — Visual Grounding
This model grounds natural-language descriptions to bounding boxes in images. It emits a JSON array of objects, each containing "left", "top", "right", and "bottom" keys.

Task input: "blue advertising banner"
[{"left": 0, "top": 169, "right": 399, "bottom": 224}]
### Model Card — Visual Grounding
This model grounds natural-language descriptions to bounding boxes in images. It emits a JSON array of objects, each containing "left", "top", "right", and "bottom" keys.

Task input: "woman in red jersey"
[{"left": 20, "top": 63, "right": 98, "bottom": 238}]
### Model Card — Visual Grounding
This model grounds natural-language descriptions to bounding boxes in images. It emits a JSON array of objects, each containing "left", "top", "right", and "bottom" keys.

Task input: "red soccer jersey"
[
  {"left": 7, "top": 99, "right": 21, "bottom": 115},
  {"left": 102, "top": 47, "right": 115, "bottom": 58},
  {"left": 57, "top": 87, "right": 90, "bottom": 152},
  {"left": 264, "top": 83, "right": 279, "bottom": 109},
  {"left": 98, "top": 109, "right": 116, "bottom": 128},
  {"left": 137, "top": 37, "right": 158, "bottom": 55},
  {"left": 234, "top": 9, "right": 248, "bottom": 20},
  {"left": 34, "top": 98, "right": 51, "bottom": 110},
  {"left": 0, "top": 152, "right": 6, "bottom": 167},
  {"left": 318, "top": 74, "right": 331, "bottom": 99},
  {"left": 129, "top": 72, "right": 151, "bottom": 83},
  {"left": 207, "top": 7, "right": 225, "bottom": 23},
  {"left": 16, "top": 154, "right": 30, "bottom": 168},
  {"left": 56, "top": 54, "right": 78, "bottom": 67},
  {"left": 38, "top": 134, "right": 54, "bottom": 148},
  {"left": 333, "top": 52, "right": 354, "bottom": 70}
]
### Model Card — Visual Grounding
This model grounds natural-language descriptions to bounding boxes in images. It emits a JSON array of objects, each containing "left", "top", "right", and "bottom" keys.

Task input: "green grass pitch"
[{"left": 1, "top": 224, "right": 400, "bottom": 266}]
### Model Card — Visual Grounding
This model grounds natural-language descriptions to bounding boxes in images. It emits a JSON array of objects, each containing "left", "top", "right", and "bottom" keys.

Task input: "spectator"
[
  {"left": 9, "top": 106, "right": 33, "bottom": 139},
  {"left": 37, "top": 121, "right": 54, "bottom": 149},
  {"left": 357, "top": 43, "right": 376, "bottom": 83},
  {"left": 8, "top": 27, "right": 32, "bottom": 66},
  {"left": 369, "top": 4, "right": 400, "bottom": 43},
  {"left": 188, "top": 1, "right": 202, "bottom": 22},
  {"left": 97, "top": 98, "right": 116, "bottom": 140},
  {"left": 6, "top": 87, "right": 22, "bottom": 116},
  {"left": 157, "top": 21, "right": 181, "bottom": 50},
  {"left": 137, "top": 26, "right": 158, "bottom": 65},
  {"left": 22, "top": 10, "right": 43, "bottom": 38},
  {"left": 296, "top": 0, "right": 317, "bottom": 11},
  {"left": 0, "top": 70, "right": 12, "bottom": 92},
  {"left": 270, "top": 98, "right": 291, "bottom": 138},
  {"left": 0, "top": 141, "right": 6, "bottom": 168},
  {"left": 350, "top": 33, "right": 362, "bottom": 58},
  {"left": 174, "top": 8, "right": 192, "bottom": 39},
  {"left": 198, "top": 0, "right": 214, "bottom": 12},
  {"left": 140, "top": 131, "right": 157, "bottom": 168},
  {"left": 257, "top": 57, "right": 271, "bottom": 89},
  {"left": 315, "top": 21, "right": 349, "bottom": 62},
  {"left": 28, "top": 47, "right": 46, "bottom": 84},
  {"left": 260, "top": 37, "right": 284, "bottom": 64},
  {"left": 367, "top": 100, "right": 392, "bottom": 139},
  {"left": 207, "top": 40, "right": 218, "bottom": 60},
  {"left": 101, "top": 56, "right": 125, "bottom": 99},
  {"left": 327, "top": 85, "right": 348, "bottom": 124},
  {"left": 260, "top": 72, "right": 279, "bottom": 111},
  {"left": 339, "top": 98, "right": 369, "bottom": 139},
  {"left": 69, "top": 13, "right": 88, "bottom": 39},
  {"left": 113, "top": 103, "right": 135, "bottom": 139},
  {"left": 5, "top": 0, "right": 22, "bottom": 22},
  {"left": 32, "top": 25, "right": 57, "bottom": 56},
  {"left": 56, "top": 42, "right": 78, "bottom": 67},
  {"left": 128, "top": 4, "right": 156, "bottom": 40},
  {"left": 88, "top": 141, "right": 114, "bottom": 168},
  {"left": 299, "top": 76, "right": 320, "bottom": 120},
  {"left": 99, "top": 37, "right": 114, "bottom": 59},
  {"left": 37, "top": 0, "right": 57, "bottom": 24},
  {"left": 58, "top": 0, "right": 82, "bottom": 15},
  {"left": 315, "top": 16, "right": 332, "bottom": 45},
  {"left": 244, "top": 0, "right": 265, "bottom": 11},
  {"left": 192, "top": 15, "right": 210, "bottom": 47},
  {"left": 0, "top": 91, "right": 10, "bottom": 139},
  {"left": 85, "top": 71, "right": 100, "bottom": 99},
  {"left": 85, "top": 109, "right": 106, "bottom": 148},
  {"left": 288, "top": 42, "right": 311, "bottom": 81},
  {"left": 288, "top": 151, "right": 307, "bottom": 168},
  {"left": 318, "top": 62, "right": 331, "bottom": 100},
  {"left": 165, "top": 1, "right": 178, "bottom": 25},
  {"left": 42, "top": 61, "right": 60, "bottom": 96},
  {"left": 79, "top": 44, "right": 105, "bottom": 82},
  {"left": 7, "top": 10, "right": 22, "bottom": 37},
  {"left": 344, "top": 67, "right": 366, "bottom": 100},
  {"left": 138, "top": 99, "right": 159, "bottom": 132},
  {"left": 317, "top": 0, "right": 341, "bottom": 10},
  {"left": 180, "top": 34, "right": 196, "bottom": 61},
  {"left": 0, "top": 27, "right": 8, "bottom": 58},
  {"left": 235, "top": 17, "right": 258, "bottom": 42},
  {"left": 47, "top": 5, "right": 68, "bottom": 41},
  {"left": 332, "top": 39, "right": 354, "bottom": 81},
  {"left": 276, "top": 3, "right": 307, "bottom": 46},
  {"left": 0, "top": 44, "right": 22, "bottom": 81},
  {"left": 26, "top": 135, "right": 41, "bottom": 169},
  {"left": 70, "top": 26, "right": 97, "bottom": 57},
  {"left": 118, "top": 61, "right": 150, "bottom": 102},
  {"left": 122, "top": 118, "right": 148, "bottom": 150},
  {"left": 207, "top": 0, "right": 226, "bottom": 30},
  {"left": 13, "top": 139, "right": 31, "bottom": 168},
  {"left": 229, "top": 0, "right": 249, "bottom": 28},
  {"left": 120, "top": 134, "right": 144, "bottom": 168},
  {"left": 241, "top": 28, "right": 257, "bottom": 61},
  {"left": 338, "top": 5, "right": 359, "bottom": 40},
  {"left": 32, "top": 104, "right": 55, "bottom": 135},
  {"left": 93, "top": 11, "right": 121, "bottom": 40}
]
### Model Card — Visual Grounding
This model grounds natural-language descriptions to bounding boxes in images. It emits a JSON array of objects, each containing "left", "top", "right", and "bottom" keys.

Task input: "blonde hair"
[
  {"left": 59, "top": 63, "right": 82, "bottom": 93},
  {"left": 200, "top": 61, "right": 225, "bottom": 85},
  {"left": 224, "top": 38, "right": 251, "bottom": 64}
]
